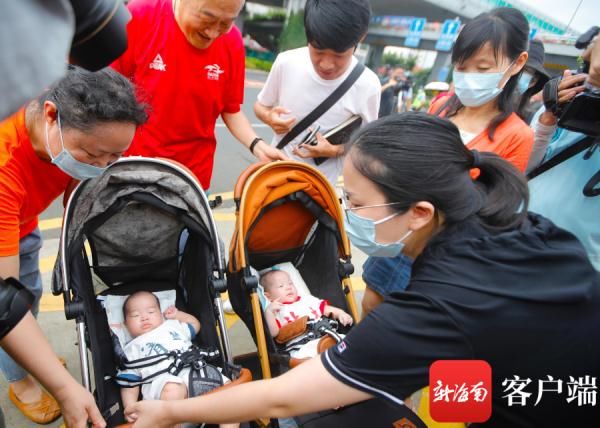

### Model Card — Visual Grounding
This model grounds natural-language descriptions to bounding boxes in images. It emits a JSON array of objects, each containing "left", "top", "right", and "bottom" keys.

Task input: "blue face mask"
[
  {"left": 517, "top": 72, "right": 534, "bottom": 94},
  {"left": 453, "top": 63, "right": 513, "bottom": 107},
  {"left": 344, "top": 209, "right": 413, "bottom": 258},
  {"left": 44, "top": 114, "right": 107, "bottom": 180}
]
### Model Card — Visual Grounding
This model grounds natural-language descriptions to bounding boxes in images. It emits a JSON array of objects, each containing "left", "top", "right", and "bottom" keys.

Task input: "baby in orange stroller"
[{"left": 260, "top": 267, "right": 353, "bottom": 361}]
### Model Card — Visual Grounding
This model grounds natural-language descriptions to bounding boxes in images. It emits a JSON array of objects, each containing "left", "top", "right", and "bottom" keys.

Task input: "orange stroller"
[{"left": 227, "top": 161, "right": 359, "bottom": 379}]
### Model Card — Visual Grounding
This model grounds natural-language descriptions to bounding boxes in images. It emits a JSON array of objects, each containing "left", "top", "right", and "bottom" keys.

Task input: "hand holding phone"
[{"left": 297, "top": 125, "right": 320, "bottom": 148}]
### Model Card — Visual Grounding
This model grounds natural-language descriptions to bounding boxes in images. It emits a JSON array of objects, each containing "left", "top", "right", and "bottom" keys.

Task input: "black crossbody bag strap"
[
  {"left": 276, "top": 62, "right": 365, "bottom": 150},
  {"left": 527, "top": 136, "right": 597, "bottom": 180}
]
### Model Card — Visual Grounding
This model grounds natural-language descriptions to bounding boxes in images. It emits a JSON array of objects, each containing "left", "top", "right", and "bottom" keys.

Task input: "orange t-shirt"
[
  {"left": 428, "top": 96, "right": 534, "bottom": 173},
  {"left": 0, "top": 109, "right": 71, "bottom": 256}
]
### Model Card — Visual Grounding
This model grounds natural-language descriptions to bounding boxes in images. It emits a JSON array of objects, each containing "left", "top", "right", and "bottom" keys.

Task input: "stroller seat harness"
[
  {"left": 282, "top": 317, "right": 343, "bottom": 354},
  {"left": 114, "top": 345, "right": 227, "bottom": 396}
]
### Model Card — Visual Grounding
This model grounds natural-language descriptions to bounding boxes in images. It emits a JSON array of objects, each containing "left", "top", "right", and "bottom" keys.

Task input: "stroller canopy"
[
  {"left": 231, "top": 161, "right": 351, "bottom": 271},
  {"left": 53, "top": 157, "right": 224, "bottom": 295}
]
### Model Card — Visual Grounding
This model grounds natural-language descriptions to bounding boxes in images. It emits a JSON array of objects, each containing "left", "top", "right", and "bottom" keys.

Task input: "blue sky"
[{"left": 523, "top": 0, "right": 598, "bottom": 33}]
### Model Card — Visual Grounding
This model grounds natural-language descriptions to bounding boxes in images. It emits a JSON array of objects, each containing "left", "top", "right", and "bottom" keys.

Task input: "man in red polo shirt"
[{"left": 113, "top": 0, "right": 285, "bottom": 189}]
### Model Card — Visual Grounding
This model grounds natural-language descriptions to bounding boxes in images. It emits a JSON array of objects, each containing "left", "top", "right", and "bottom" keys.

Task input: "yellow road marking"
[
  {"left": 350, "top": 276, "right": 366, "bottom": 291},
  {"left": 225, "top": 313, "right": 240, "bottom": 328},
  {"left": 40, "top": 255, "right": 56, "bottom": 273},
  {"left": 40, "top": 294, "right": 65, "bottom": 312},
  {"left": 213, "top": 212, "right": 236, "bottom": 221},
  {"left": 39, "top": 218, "right": 63, "bottom": 231}
]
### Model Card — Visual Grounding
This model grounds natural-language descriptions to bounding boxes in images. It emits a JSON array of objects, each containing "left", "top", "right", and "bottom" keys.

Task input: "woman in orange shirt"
[
  {"left": 429, "top": 7, "right": 534, "bottom": 171},
  {"left": 362, "top": 8, "right": 534, "bottom": 317},
  {"left": 0, "top": 66, "right": 147, "bottom": 426}
]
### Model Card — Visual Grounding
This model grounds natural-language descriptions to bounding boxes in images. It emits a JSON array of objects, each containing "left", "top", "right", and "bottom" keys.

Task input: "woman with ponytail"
[{"left": 125, "top": 113, "right": 599, "bottom": 428}]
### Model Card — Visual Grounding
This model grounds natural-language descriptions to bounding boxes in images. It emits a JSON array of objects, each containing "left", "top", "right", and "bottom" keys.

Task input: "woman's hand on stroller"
[
  {"left": 54, "top": 380, "right": 106, "bottom": 428},
  {"left": 125, "top": 399, "right": 172, "bottom": 428}
]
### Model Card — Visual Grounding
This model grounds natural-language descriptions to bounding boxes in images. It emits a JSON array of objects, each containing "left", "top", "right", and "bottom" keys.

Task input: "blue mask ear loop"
[
  {"left": 43, "top": 117, "right": 56, "bottom": 160},
  {"left": 56, "top": 113, "right": 68, "bottom": 152},
  {"left": 498, "top": 60, "right": 517, "bottom": 89},
  {"left": 43, "top": 112, "right": 67, "bottom": 161}
]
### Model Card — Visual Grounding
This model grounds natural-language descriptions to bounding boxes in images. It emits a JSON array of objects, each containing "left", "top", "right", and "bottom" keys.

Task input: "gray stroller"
[{"left": 52, "top": 157, "right": 251, "bottom": 427}]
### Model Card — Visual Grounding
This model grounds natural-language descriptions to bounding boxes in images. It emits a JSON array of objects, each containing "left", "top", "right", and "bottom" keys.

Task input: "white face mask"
[
  {"left": 344, "top": 209, "right": 413, "bottom": 257},
  {"left": 44, "top": 114, "right": 108, "bottom": 180},
  {"left": 453, "top": 62, "right": 514, "bottom": 107},
  {"left": 340, "top": 191, "right": 412, "bottom": 257}
]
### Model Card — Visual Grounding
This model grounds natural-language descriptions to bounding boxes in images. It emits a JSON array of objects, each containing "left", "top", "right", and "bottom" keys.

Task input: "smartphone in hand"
[{"left": 297, "top": 125, "right": 320, "bottom": 148}]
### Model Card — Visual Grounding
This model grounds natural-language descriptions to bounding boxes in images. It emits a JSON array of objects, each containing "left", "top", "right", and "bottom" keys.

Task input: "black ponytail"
[
  {"left": 469, "top": 150, "right": 529, "bottom": 230},
  {"left": 348, "top": 112, "right": 529, "bottom": 231}
]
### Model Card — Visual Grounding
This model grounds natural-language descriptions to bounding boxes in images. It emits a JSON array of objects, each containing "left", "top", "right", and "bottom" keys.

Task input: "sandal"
[{"left": 8, "top": 385, "right": 62, "bottom": 424}]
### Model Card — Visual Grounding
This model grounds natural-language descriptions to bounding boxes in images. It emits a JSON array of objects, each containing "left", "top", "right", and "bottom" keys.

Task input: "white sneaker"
[{"left": 222, "top": 299, "right": 235, "bottom": 314}]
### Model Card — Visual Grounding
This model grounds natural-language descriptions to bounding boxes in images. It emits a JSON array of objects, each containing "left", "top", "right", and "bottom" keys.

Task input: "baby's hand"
[
  {"left": 336, "top": 311, "right": 354, "bottom": 327},
  {"left": 164, "top": 306, "right": 178, "bottom": 319},
  {"left": 267, "top": 299, "right": 284, "bottom": 314}
]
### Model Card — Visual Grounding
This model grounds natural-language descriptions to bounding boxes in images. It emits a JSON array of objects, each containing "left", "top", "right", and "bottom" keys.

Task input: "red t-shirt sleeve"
[
  {"left": 111, "top": 0, "right": 144, "bottom": 78},
  {"left": 222, "top": 27, "right": 245, "bottom": 114}
]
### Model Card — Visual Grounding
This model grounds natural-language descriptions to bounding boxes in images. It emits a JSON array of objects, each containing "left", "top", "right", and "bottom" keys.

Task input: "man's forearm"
[
  {"left": 253, "top": 102, "right": 271, "bottom": 126},
  {"left": 222, "top": 111, "right": 257, "bottom": 149}
]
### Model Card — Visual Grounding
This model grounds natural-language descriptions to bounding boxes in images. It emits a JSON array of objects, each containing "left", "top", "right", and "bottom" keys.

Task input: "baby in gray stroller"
[{"left": 118, "top": 291, "right": 238, "bottom": 428}]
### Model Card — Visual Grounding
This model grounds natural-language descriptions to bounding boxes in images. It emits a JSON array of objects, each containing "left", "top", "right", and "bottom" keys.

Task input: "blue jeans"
[
  {"left": 0, "top": 228, "right": 43, "bottom": 382},
  {"left": 362, "top": 254, "right": 413, "bottom": 296}
]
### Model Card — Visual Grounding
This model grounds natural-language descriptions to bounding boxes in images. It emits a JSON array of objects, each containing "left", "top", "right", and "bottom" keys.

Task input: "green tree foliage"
[
  {"left": 245, "top": 57, "right": 274, "bottom": 72},
  {"left": 412, "top": 68, "right": 432, "bottom": 89},
  {"left": 278, "top": 10, "right": 307, "bottom": 53},
  {"left": 382, "top": 51, "right": 418, "bottom": 71}
]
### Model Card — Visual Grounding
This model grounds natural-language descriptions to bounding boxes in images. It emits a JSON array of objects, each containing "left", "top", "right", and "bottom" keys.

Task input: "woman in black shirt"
[{"left": 125, "top": 113, "right": 600, "bottom": 428}]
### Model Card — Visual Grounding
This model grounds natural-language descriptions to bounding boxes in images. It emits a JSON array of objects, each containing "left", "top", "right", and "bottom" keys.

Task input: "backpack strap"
[
  {"left": 432, "top": 95, "right": 455, "bottom": 117},
  {"left": 276, "top": 62, "right": 365, "bottom": 150},
  {"left": 527, "top": 136, "right": 597, "bottom": 180}
]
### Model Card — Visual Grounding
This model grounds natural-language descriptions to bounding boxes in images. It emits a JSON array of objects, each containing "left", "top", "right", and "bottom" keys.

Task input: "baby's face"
[
  {"left": 264, "top": 271, "right": 298, "bottom": 303},
  {"left": 124, "top": 293, "right": 164, "bottom": 338}
]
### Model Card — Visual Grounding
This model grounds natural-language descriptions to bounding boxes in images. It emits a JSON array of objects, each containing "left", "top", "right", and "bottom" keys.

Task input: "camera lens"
[{"left": 69, "top": 0, "right": 131, "bottom": 71}]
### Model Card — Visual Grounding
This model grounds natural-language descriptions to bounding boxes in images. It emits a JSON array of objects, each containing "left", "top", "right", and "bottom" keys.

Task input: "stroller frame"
[
  {"left": 54, "top": 157, "right": 234, "bottom": 424},
  {"left": 228, "top": 161, "right": 360, "bottom": 380}
]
